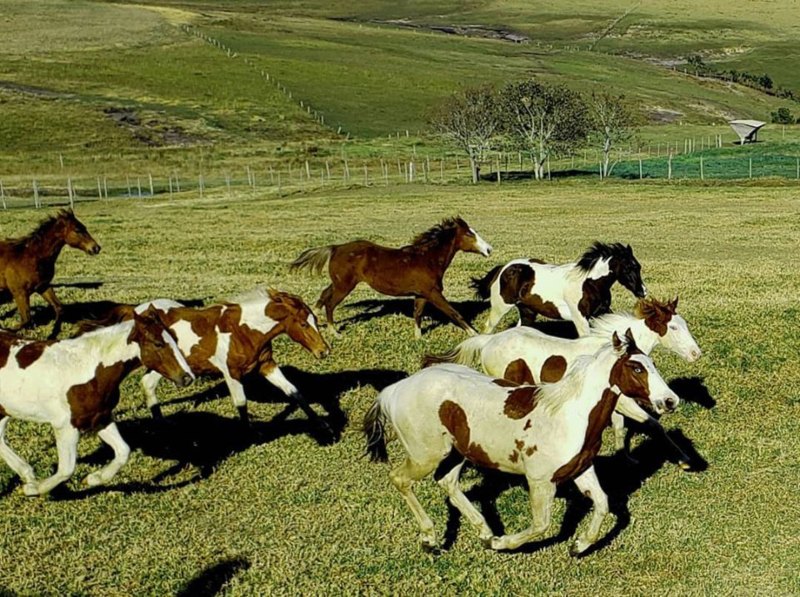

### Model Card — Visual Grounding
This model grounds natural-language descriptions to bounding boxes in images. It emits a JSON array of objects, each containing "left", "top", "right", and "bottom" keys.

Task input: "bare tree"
[
  {"left": 499, "top": 80, "right": 589, "bottom": 180},
  {"left": 430, "top": 85, "right": 500, "bottom": 183},
  {"left": 589, "top": 91, "right": 637, "bottom": 178}
]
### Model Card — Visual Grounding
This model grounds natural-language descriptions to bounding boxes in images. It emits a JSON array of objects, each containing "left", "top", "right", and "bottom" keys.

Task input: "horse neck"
[
  {"left": 27, "top": 222, "right": 67, "bottom": 262},
  {"left": 590, "top": 314, "right": 659, "bottom": 354},
  {"left": 66, "top": 321, "right": 141, "bottom": 369},
  {"left": 563, "top": 350, "right": 619, "bottom": 416},
  {"left": 413, "top": 230, "right": 458, "bottom": 273}
]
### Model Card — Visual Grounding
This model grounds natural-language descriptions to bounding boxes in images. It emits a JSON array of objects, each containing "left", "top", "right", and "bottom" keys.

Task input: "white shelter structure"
[{"left": 729, "top": 120, "right": 765, "bottom": 144}]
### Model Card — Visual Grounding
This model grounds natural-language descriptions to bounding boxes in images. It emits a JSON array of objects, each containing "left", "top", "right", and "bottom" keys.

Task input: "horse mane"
[
  {"left": 228, "top": 286, "right": 271, "bottom": 304},
  {"left": 408, "top": 217, "right": 464, "bottom": 249},
  {"left": 575, "top": 242, "right": 628, "bottom": 273},
  {"left": 8, "top": 209, "right": 73, "bottom": 249},
  {"left": 587, "top": 311, "right": 641, "bottom": 340}
]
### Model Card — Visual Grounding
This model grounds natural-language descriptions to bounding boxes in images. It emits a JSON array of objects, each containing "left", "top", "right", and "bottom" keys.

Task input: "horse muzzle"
[
  {"left": 314, "top": 346, "right": 331, "bottom": 359},
  {"left": 176, "top": 372, "right": 195, "bottom": 387},
  {"left": 653, "top": 394, "right": 680, "bottom": 414},
  {"left": 88, "top": 244, "right": 102, "bottom": 255}
]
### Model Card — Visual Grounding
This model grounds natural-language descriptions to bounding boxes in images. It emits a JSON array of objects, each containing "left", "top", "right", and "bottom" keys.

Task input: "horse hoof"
[
  {"left": 480, "top": 536, "right": 495, "bottom": 550},
  {"left": 22, "top": 483, "right": 40, "bottom": 497},
  {"left": 569, "top": 541, "right": 589, "bottom": 557},
  {"left": 679, "top": 460, "right": 693, "bottom": 471},
  {"left": 421, "top": 542, "right": 441, "bottom": 555},
  {"left": 85, "top": 472, "right": 105, "bottom": 487}
]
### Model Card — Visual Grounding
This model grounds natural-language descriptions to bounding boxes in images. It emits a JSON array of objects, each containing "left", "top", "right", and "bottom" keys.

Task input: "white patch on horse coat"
[
  {"left": 238, "top": 300, "right": 277, "bottom": 334},
  {"left": 171, "top": 319, "right": 201, "bottom": 357},
  {"left": 161, "top": 329, "right": 194, "bottom": 379}
]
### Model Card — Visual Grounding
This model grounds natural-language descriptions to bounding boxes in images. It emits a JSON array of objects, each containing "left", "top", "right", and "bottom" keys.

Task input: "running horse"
[
  {"left": 291, "top": 217, "right": 492, "bottom": 337},
  {"left": 365, "top": 330, "right": 679, "bottom": 554},
  {"left": 0, "top": 209, "right": 101, "bottom": 337},
  {"left": 472, "top": 242, "right": 646, "bottom": 336},
  {"left": 0, "top": 306, "right": 194, "bottom": 496}
]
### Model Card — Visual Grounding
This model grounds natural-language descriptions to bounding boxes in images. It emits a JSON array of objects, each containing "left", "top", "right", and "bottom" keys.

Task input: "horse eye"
[{"left": 634, "top": 366, "right": 643, "bottom": 374}]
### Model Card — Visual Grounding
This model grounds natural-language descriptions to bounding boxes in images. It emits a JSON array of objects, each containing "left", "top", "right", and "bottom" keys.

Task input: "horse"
[
  {"left": 290, "top": 217, "right": 492, "bottom": 338},
  {"left": 0, "top": 209, "right": 101, "bottom": 337},
  {"left": 471, "top": 242, "right": 646, "bottom": 336},
  {"left": 0, "top": 305, "right": 194, "bottom": 496},
  {"left": 424, "top": 297, "right": 701, "bottom": 469},
  {"left": 365, "top": 330, "right": 678, "bottom": 554},
  {"left": 81, "top": 288, "right": 332, "bottom": 433}
]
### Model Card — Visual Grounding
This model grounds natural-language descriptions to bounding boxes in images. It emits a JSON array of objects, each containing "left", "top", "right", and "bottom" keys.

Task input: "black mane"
[
  {"left": 576, "top": 242, "right": 629, "bottom": 272},
  {"left": 409, "top": 217, "right": 465, "bottom": 248},
  {"left": 8, "top": 210, "right": 73, "bottom": 249}
]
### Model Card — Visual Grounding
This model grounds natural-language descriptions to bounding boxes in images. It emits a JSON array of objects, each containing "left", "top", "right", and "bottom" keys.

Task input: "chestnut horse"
[
  {"left": 365, "top": 330, "right": 679, "bottom": 554},
  {"left": 0, "top": 209, "right": 101, "bottom": 337},
  {"left": 82, "top": 288, "right": 331, "bottom": 432},
  {"left": 291, "top": 217, "right": 492, "bottom": 337},
  {"left": 0, "top": 306, "right": 194, "bottom": 496}
]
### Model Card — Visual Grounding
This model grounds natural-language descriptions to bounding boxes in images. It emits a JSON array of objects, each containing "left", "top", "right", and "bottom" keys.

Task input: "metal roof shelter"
[{"left": 729, "top": 120, "right": 766, "bottom": 144}]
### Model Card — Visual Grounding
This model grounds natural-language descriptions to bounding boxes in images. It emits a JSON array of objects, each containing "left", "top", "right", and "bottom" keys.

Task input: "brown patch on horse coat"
[
  {"left": 438, "top": 400, "right": 499, "bottom": 469},
  {"left": 504, "top": 358, "right": 534, "bottom": 385},
  {"left": 551, "top": 388, "right": 620, "bottom": 484},
  {"left": 520, "top": 293, "right": 561, "bottom": 320},
  {"left": 525, "top": 445, "right": 537, "bottom": 456},
  {"left": 499, "top": 264, "right": 535, "bottom": 305},
  {"left": 503, "top": 387, "right": 538, "bottom": 420},
  {"left": 509, "top": 450, "right": 519, "bottom": 463},
  {"left": 492, "top": 378, "right": 518, "bottom": 387},
  {"left": 540, "top": 355, "right": 567, "bottom": 383},
  {"left": 15, "top": 342, "right": 48, "bottom": 369},
  {"left": 66, "top": 360, "right": 137, "bottom": 432},
  {"left": 523, "top": 420, "right": 532, "bottom": 430},
  {"left": 634, "top": 298, "right": 673, "bottom": 336},
  {"left": 578, "top": 276, "right": 614, "bottom": 319},
  {"left": 0, "top": 334, "right": 19, "bottom": 369}
]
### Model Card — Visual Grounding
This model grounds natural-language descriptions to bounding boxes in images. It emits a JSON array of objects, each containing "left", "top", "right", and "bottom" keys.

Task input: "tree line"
[{"left": 429, "top": 80, "right": 636, "bottom": 183}]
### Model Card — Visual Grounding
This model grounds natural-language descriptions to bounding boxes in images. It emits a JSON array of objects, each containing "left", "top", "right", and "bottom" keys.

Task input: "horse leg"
[
  {"left": 316, "top": 285, "right": 334, "bottom": 322},
  {"left": 321, "top": 279, "right": 357, "bottom": 335},
  {"left": 413, "top": 297, "right": 426, "bottom": 339},
  {"left": 616, "top": 396, "right": 691, "bottom": 469},
  {"left": 489, "top": 477, "right": 555, "bottom": 551},
  {"left": 611, "top": 411, "right": 632, "bottom": 459},
  {"left": 24, "top": 424, "right": 79, "bottom": 496},
  {"left": 436, "top": 459, "right": 493, "bottom": 545},
  {"left": 425, "top": 289, "right": 477, "bottom": 336},
  {"left": 39, "top": 287, "right": 63, "bottom": 339},
  {"left": 390, "top": 457, "right": 441, "bottom": 550},
  {"left": 10, "top": 290, "right": 32, "bottom": 330},
  {"left": 570, "top": 466, "right": 609, "bottom": 556},
  {"left": 567, "top": 303, "right": 591, "bottom": 337},
  {"left": 259, "top": 361, "right": 332, "bottom": 436},
  {"left": 84, "top": 422, "right": 131, "bottom": 487},
  {"left": 0, "top": 418, "right": 36, "bottom": 485},
  {"left": 141, "top": 371, "right": 165, "bottom": 418},
  {"left": 482, "top": 295, "right": 514, "bottom": 334}
]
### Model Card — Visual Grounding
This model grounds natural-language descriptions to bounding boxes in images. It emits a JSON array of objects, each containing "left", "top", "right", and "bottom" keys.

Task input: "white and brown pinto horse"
[
  {"left": 0, "top": 306, "right": 194, "bottom": 496},
  {"left": 472, "top": 242, "right": 647, "bottom": 335},
  {"left": 365, "top": 330, "right": 678, "bottom": 554},
  {"left": 94, "top": 288, "right": 331, "bottom": 429},
  {"left": 425, "top": 297, "right": 700, "bottom": 467}
]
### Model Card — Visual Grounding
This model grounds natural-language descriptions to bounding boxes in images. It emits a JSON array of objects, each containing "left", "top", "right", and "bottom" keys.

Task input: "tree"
[
  {"left": 429, "top": 85, "right": 501, "bottom": 183},
  {"left": 498, "top": 80, "right": 589, "bottom": 180},
  {"left": 588, "top": 91, "right": 638, "bottom": 178},
  {"left": 770, "top": 106, "right": 795, "bottom": 124}
]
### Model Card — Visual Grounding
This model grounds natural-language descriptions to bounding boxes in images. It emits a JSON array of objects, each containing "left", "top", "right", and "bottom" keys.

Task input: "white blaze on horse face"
[
  {"left": 307, "top": 312, "right": 320, "bottom": 332},
  {"left": 171, "top": 319, "right": 201, "bottom": 356},
  {"left": 161, "top": 330, "right": 194, "bottom": 380},
  {"left": 630, "top": 354, "right": 679, "bottom": 415},
  {"left": 660, "top": 314, "right": 702, "bottom": 363},
  {"left": 470, "top": 228, "right": 493, "bottom": 257}
]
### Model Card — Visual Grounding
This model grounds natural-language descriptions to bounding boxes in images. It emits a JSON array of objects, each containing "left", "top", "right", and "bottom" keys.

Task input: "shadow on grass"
[
  {"left": 339, "top": 297, "right": 488, "bottom": 334},
  {"left": 176, "top": 557, "right": 251, "bottom": 597},
  {"left": 0, "top": 586, "right": 19, "bottom": 597},
  {"left": 669, "top": 376, "right": 716, "bottom": 409},
  {"left": 441, "top": 429, "right": 707, "bottom": 554}
]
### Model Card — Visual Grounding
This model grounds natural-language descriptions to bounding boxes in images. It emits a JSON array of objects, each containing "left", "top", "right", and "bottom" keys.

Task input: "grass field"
[{"left": 0, "top": 182, "right": 797, "bottom": 595}]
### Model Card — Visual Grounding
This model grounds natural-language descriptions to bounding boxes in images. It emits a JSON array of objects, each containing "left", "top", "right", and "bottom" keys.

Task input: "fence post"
[
  {"left": 149, "top": 173, "right": 154, "bottom": 197},
  {"left": 33, "top": 179, "right": 40, "bottom": 208},
  {"left": 668, "top": 153, "right": 672, "bottom": 180},
  {"left": 97, "top": 177, "right": 103, "bottom": 201},
  {"left": 749, "top": 157, "right": 752, "bottom": 179},
  {"left": 0, "top": 180, "right": 5, "bottom": 209},
  {"left": 137, "top": 178, "right": 142, "bottom": 199},
  {"left": 226, "top": 173, "right": 232, "bottom": 197},
  {"left": 67, "top": 177, "right": 74, "bottom": 209},
  {"left": 700, "top": 156, "right": 704, "bottom": 180},
  {"left": 639, "top": 158, "right": 643, "bottom": 180}
]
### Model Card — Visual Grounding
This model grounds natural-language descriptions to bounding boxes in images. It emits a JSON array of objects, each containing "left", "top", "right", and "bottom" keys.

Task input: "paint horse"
[
  {"left": 425, "top": 297, "right": 701, "bottom": 469},
  {"left": 0, "top": 306, "right": 194, "bottom": 496},
  {"left": 291, "top": 217, "right": 492, "bottom": 337},
  {"left": 0, "top": 209, "right": 101, "bottom": 337},
  {"left": 365, "top": 330, "right": 679, "bottom": 554},
  {"left": 86, "top": 288, "right": 331, "bottom": 431},
  {"left": 472, "top": 242, "right": 646, "bottom": 336}
]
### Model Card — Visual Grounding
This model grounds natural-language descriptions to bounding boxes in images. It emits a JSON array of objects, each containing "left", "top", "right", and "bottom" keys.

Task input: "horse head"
[
  {"left": 635, "top": 296, "right": 701, "bottom": 362},
  {"left": 453, "top": 217, "right": 492, "bottom": 257},
  {"left": 610, "top": 244, "right": 645, "bottom": 298},
  {"left": 266, "top": 289, "right": 330, "bottom": 359},
  {"left": 129, "top": 305, "right": 194, "bottom": 387},
  {"left": 610, "top": 328, "right": 679, "bottom": 414},
  {"left": 59, "top": 210, "right": 101, "bottom": 255}
]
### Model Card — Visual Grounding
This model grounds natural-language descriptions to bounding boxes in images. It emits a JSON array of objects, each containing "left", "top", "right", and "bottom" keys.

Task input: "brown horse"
[
  {"left": 0, "top": 209, "right": 101, "bottom": 336},
  {"left": 290, "top": 217, "right": 492, "bottom": 337}
]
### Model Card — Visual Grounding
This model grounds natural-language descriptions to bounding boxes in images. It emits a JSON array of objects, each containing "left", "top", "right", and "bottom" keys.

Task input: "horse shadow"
[
  {"left": 176, "top": 557, "right": 251, "bottom": 597},
  {"left": 50, "top": 367, "right": 405, "bottom": 500},
  {"left": 441, "top": 429, "right": 707, "bottom": 554},
  {"left": 669, "top": 376, "right": 716, "bottom": 409},
  {"left": 338, "top": 298, "right": 488, "bottom": 333}
]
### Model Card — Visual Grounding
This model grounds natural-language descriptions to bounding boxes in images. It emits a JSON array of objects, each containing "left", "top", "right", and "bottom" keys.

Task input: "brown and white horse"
[
  {"left": 424, "top": 297, "right": 701, "bottom": 468},
  {"left": 365, "top": 330, "right": 678, "bottom": 554},
  {"left": 0, "top": 209, "right": 101, "bottom": 337},
  {"left": 91, "top": 288, "right": 331, "bottom": 430},
  {"left": 291, "top": 217, "right": 492, "bottom": 337},
  {"left": 472, "top": 242, "right": 646, "bottom": 336},
  {"left": 0, "top": 306, "right": 194, "bottom": 496}
]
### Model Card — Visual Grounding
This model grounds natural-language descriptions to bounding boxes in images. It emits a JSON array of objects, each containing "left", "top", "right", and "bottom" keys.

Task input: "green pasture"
[{"left": 0, "top": 182, "right": 797, "bottom": 595}]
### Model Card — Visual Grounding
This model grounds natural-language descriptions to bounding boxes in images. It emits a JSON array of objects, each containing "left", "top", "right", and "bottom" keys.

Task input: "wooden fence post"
[
  {"left": 639, "top": 158, "right": 643, "bottom": 180},
  {"left": 749, "top": 157, "right": 752, "bottom": 179},
  {"left": 67, "top": 177, "right": 74, "bottom": 209},
  {"left": 700, "top": 156, "right": 704, "bottom": 180},
  {"left": 668, "top": 153, "right": 672, "bottom": 180},
  {"left": 149, "top": 173, "right": 154, "bottom": 197},
  {"left": 97, "top": 177, "right": 103, "bottom": 201},
  {"left": 33, "top": 179, "right": 40, "bottom": 208},
  {"left": 0, "top": 181, "right": 5, "bottom": 210}
]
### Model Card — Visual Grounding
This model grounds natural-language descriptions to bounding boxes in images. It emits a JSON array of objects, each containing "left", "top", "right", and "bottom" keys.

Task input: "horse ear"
[
  {"left": 267, "top": 287, "right": 283, "bottom": 302},
  {"left": 611, "top": 331, "right": 623, "bottom": 351},
  {"left": 626, "top": 244, "right": 633, "bottom": 254},
  {"left": 670, "top": 296, "right": 679, "bottom": 311},
  {"left": 624, "top": 328, "right": 638, "bottom": 352}
]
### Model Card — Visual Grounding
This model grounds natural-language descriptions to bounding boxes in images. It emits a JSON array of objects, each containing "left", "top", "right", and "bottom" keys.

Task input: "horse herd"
[{"left": 0, "top": 210, "right": 702, "bottom": 557}]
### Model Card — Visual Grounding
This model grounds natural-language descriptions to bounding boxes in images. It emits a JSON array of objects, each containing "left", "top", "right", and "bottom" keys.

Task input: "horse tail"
[
  {"left": 75, "top": 303, "right": 136, "bottom": 335},
  {"left": 422, "top": 334, "right": 494, "bottom": 368},
  {"left": 363, "top": 399, "right": 389, "bottom": 463},
  {"left": 290, "top": 245, "right": 334, "bottom": 276},
  {"left": 470, "top": 264, "right": 503, "bottom": 300}
]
